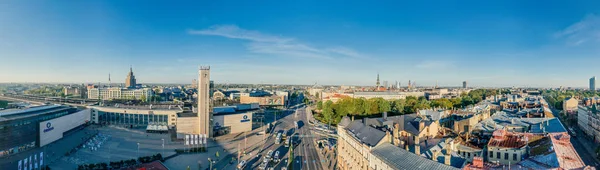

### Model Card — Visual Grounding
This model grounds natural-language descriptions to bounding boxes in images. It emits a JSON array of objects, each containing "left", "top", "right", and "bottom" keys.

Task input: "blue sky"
[{"left": 2, "top": 0, "right": 600, "bottom": 87}]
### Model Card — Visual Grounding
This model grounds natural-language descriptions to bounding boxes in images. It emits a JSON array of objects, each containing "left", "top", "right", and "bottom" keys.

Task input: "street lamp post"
[
  {"left": 161, "top": 139, "right": 165, "bottom": 157},
  {"left": 137, "top": 143, "right": 140, "bottom": 159},
  {"left": 208, "top": 158, "right": 213, "bottom": 170}
]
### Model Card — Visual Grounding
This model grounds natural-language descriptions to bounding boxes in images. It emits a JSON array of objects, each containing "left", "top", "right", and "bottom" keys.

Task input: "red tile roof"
[
  {"left": 488, "top": 130, "right": 537, "bottom": 149},
  {"left": 549, "top": 132, "right": 587, "bottom": 169},
  {"left": 121, "top": 161, "right": 169, "bottom": 170}
]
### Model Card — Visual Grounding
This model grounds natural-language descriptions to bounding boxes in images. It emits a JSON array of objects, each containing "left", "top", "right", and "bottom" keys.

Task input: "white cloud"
[
  {"left": 327, "top": 46, "right": 365, "bottom": 59},
  {"left": 415, "top": 60, "right": 455, "bottom": 69},
  {"left": 555, "top": 14, "right": 600, "bottom": 46},
  {"left": 188, "top": 25, "right": 292, "bottom": 43},
  {"left": 189, "top": 25, "right": 365, "bottom": 59}
]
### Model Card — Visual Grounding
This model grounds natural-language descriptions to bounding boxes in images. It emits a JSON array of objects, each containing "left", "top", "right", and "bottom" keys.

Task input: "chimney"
[
  {"left": 383, "top": 112, "right": 388, "bottom": 120},
  {"left": 415, "top": 144, "right": 420, "bottom": 155},
  {"left": 473, "top": 157, "right": 484, "bottom": 168},
  {"left": 432, "top": 150, "right": 439, "bottom": 161},
  {"left": 445, "top": 152, "right": 452, "bottom": 166},
  {"left": 385, "top": 131, "right": 394, "bottom": 144},
  {"left": 419, "top": 121, "right": 425, "bottom": 131}
]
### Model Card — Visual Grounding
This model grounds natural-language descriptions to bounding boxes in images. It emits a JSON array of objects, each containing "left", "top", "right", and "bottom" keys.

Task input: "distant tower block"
[
  {"left": 125, "top": 66, "right": 137, "bottom": 88},
  {"left": 463, "top": 81, "right": 468, "bottom": 89},
  {"left": 198, "top": 66, "right": 213, "bottom": 137},
  {"left": 376, "top": 73, "right": 380, "bottom": 87}
]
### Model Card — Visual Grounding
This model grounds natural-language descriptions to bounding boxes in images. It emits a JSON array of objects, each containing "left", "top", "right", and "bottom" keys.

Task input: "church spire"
[{"left": 376, "top": 73, "right": 380, "bottom": 87}]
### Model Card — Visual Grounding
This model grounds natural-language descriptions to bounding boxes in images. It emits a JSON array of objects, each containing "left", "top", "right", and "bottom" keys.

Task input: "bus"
[{"left": 275, "top": 132, "right": 282, "bottom": 144}]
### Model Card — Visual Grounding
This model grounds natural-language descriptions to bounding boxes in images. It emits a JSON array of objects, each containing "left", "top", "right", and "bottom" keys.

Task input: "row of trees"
[
  {"left": 543, "top": 89, "right": 600, "bottom": 110},
  {"left": 314, "top": 89, "right": 498, "bottom": 125},
  {"left": 24, "top": 86, "right": 64, "bottom": 97}
]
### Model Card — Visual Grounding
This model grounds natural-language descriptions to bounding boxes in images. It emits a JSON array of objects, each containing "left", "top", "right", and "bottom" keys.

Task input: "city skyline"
[{"left": 2, "top": 1, "right": 600, "bottom": 87}]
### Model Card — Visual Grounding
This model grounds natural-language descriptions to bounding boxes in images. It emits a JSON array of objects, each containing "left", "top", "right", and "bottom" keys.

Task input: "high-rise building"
[
  {"left": 591, "top": 76, "right": 596, "bottom": 91},
  {"left": 125, "top": 66, "right": 137, "bottom": 88},
  {"left": 383, "top": 81, "right": 388, "bottom": 89},
  {"left": 192, "top": 79, "right": 197, "bottom": 88},
  {"left": 463, "top": 81, "right": 467, "bottom": 89},
  {"left": 198, "top": 66, "right": 213, "bottom": 137}
]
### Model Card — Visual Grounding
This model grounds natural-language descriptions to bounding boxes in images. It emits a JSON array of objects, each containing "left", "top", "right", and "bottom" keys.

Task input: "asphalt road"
[{"left": 248, "top": 104, "right": 325, "bottom": 170}]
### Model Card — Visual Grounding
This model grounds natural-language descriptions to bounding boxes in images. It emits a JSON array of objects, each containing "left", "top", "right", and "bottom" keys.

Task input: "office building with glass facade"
[
  {"left": 90, "top": 105, "right": 181, "bottom": 128},
  {"left": 0, "top": 105, "right": 87, "bottom": 158}
]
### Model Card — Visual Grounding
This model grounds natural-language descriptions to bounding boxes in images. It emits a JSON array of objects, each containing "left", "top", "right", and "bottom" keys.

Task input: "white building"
[
  {"left": 353, "top": 91, "right": 425, "bottom": 100},
  {"left": 88, "top": 87, "right": 153, "bottom": 101}
]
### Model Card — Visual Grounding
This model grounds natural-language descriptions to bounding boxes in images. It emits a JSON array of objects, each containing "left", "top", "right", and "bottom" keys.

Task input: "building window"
[
  {"left": 497, "top": 152, "right": 500, "bottom": 159},
  {"left": 467, "top": 152, "right": 471, "bottom": 157},
  {"left": 504, "top": 153, "right": 508, "bottom": 160},
  {"left": 513, "top": 153, "right": 517, "bottom": 161},
  {"left": 490, "top": 151, "right": 493, "bottom": 158}
]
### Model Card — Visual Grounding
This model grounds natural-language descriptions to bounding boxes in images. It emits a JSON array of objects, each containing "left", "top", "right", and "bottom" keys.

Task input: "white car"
[
  {"left": 237, "top": 160, "right": 246, "bottom": 169},
  {"left": 266, "top": 150, "right": 273, "bottom": 160},
  {"left": 258, "top": 162, "right": 268, "bottom": 169},
  {"left": 274, "top": 151, "right": 280, "bottom": 162}
]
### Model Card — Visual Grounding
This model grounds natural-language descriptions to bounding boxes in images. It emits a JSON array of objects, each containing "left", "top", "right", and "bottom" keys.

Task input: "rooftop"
[
  {"left": 474, "top": 111, "right": 566, "bottom": 133},
  {"left": 371, "top": 143, "right": 458, "bottom": 170},
  {"left": 0, "top": 105, "right": 72, "bottom": 121},
  {"left": 488, "top": 130, "right": 540, "bottom": 149},
  {"left": 345, "top": 120, "right": 387, "bottom": 147},
  {"left": 549, "top": 132, "right": 587, "bottom": 169}
]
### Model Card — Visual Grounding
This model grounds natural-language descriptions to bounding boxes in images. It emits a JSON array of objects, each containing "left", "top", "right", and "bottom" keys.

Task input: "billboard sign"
[
  {"left": 43, "top": 122, "right": 54, "bottom": 133},
  {"left": 240, "top": 115, "right": 250, "bottom": 122},
  {"left": 39, "top": 109, "right": 91, "bottom": 146}
]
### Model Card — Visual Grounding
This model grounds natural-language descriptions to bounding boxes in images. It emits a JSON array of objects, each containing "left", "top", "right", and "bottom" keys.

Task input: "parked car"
[{"left": 237, "top": 160, "right": 246, "bottom": 169}]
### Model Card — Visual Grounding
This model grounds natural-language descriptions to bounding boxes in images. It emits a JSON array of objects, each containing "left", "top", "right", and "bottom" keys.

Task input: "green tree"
[
  {"left": 317, "top": 101, "right": 323, "bottom": 110},
  {"left": 376, "top": 98, "right": 391, "bottom": 113},
  {"left": 322, "top": 100, "right": 335, "bottom": 125},
  {"left": 140, "top": 95, "right": 147, "bottom": 102},
  {"left": 431, "top": 98, "right": 453, "bottom": 109},
  {"left": 392, "top": 99, "right": 406, "bottom": 114},
  {"left": 288, "top": 143, "right": 294, "bottom": 170},
  {"left": 450, "top": 98, "right": 462, "bottom": 108}
]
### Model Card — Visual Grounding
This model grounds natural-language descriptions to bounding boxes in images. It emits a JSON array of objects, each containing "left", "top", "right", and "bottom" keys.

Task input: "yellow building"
[
  {"left": 337, "top": 117, "right": 389, "bottom": 170},
  {"left": 563, "top": 97, "right": 578, "bottom": 114}
]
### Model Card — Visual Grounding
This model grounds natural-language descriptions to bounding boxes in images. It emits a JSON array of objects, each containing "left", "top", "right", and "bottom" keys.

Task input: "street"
[{"left": 247, "top": 104, "right": 325, "bottom": 170}]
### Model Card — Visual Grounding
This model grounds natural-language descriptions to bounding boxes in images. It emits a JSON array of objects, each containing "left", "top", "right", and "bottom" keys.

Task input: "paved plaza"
[
  {"left": 39, "top": 123, "right": 272, "bottom": 170},
  {"left": 49, "top": 125, "right": 178, "bottom": 169}
]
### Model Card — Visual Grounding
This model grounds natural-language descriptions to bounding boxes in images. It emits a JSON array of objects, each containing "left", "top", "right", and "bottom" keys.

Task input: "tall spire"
[
  {"left": 130, "top": 65, "right": 133, "bottom": 73},
  {"left": 376, "top": 73, "right": 380, "bottom": 87}
]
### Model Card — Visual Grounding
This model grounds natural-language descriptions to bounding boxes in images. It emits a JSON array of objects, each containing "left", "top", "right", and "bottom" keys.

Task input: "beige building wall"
[
  {"left": 394, "top": 122, "right": 441, "bottom": 147},
  {"left": 214, "top": 113, "right": 253, "bottom": 134},
  {"left": 563, "top": 98, "right": 579, "bottom": 113},
  {"left": 176, "top": 117, "right": 199, "bottom": 135},
  {"left": 240, "top": 95, "right": 286, "bottom": 105},
  {"left": 487, "top": 146, "right": 526, "bottom": 165},
  {"left": 453, "top": 113, "right": 489, "bottom": 133},
  {"left": 198, "top": 67, "right": 212, "bottom": 137},
  {"left": 336, "top": 124, "right": 389, "bottom": 170}
]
